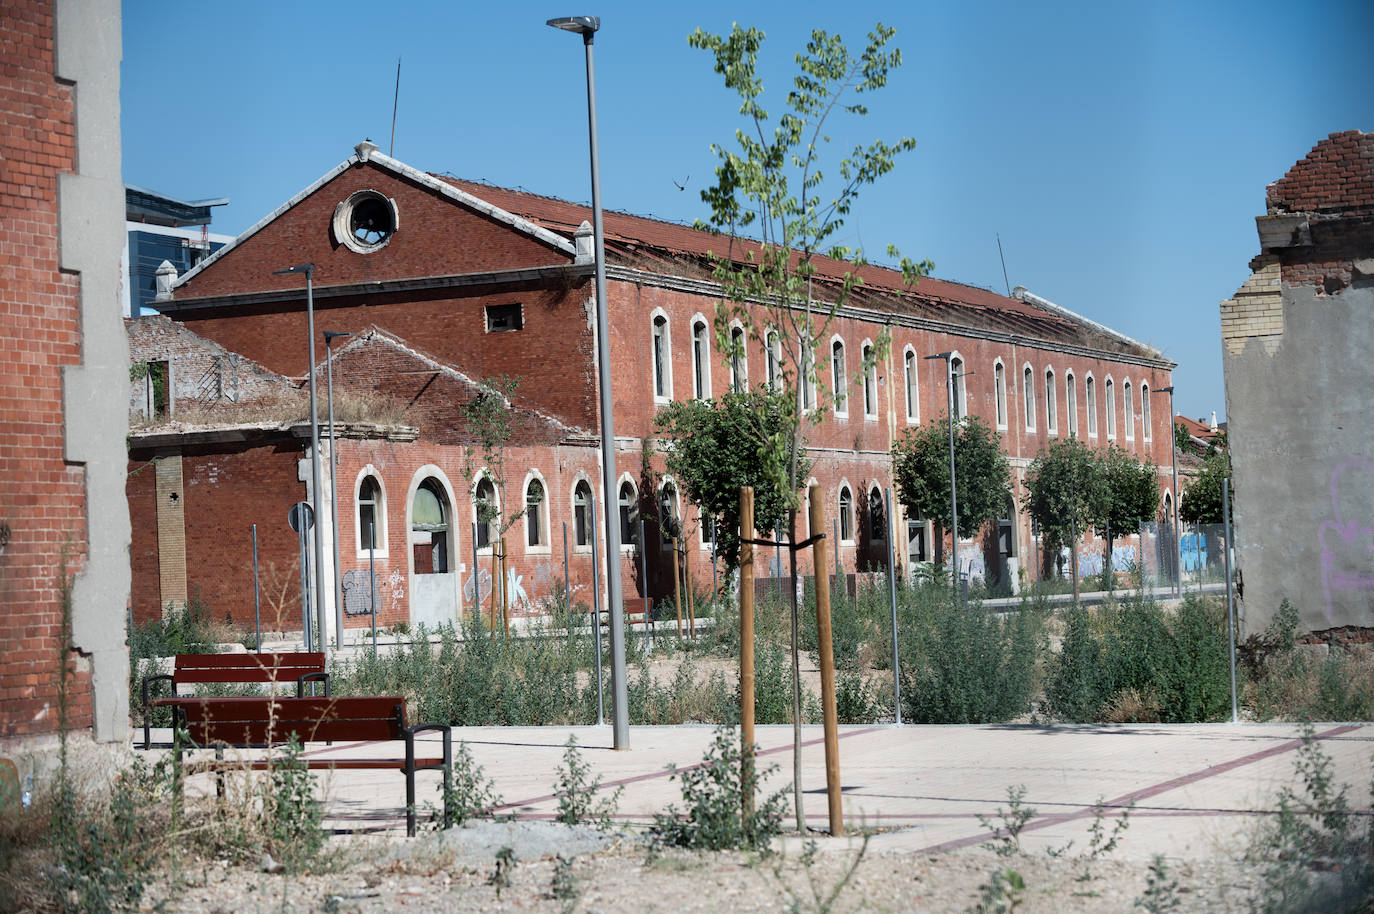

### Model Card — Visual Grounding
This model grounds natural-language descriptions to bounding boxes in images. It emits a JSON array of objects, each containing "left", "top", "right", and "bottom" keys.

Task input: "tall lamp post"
[
  {"left": 274, "top": 263, "right": 328, "bottom": 657},
  {"left": 1154, "top": 386, "right": 1181, "bottom": 597},
  {"left": 546, "top": 13, "right": 629, "bottom": 749},
  {"left": 924, "top": 353, "right": 960, "bottom": 606},
  {"left": 324, "top": 330, "right": 353, "bottom": 648}
]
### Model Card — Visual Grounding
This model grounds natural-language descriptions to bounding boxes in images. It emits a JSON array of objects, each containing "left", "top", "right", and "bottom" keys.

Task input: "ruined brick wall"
[{"left": 1225, "top": 131, "right": 1374, "bottom": 635}]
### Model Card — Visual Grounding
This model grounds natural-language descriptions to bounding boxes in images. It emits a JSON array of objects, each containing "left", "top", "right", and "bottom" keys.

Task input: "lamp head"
[
  {"left": 923, "top": 352, "right": 953, "bottom": 361},
  {"left": 1155, "top": 386, "right": 1174, "bottom": 395},
  {"left": 273, "top": 263, "right": 314, "bottom": 277},
  {"left": 323, "top": 331, "right": 353, "bottom": 343},
  {"left": 546, "top": 15, "right": 600, "bottom": 35}
]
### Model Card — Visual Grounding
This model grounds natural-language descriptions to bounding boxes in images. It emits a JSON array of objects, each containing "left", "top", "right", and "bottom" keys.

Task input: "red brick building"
[
  {"left": 132, "top": 141, "right": 1176, "bottom": 637},
  {"left": 1, "top": 0, "right": 129, "bottom": 748}
]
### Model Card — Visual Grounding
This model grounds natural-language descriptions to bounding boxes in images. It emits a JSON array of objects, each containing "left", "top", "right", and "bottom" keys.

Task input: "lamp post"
[
  {"left": 274, "top": 263, "right": 328, "bottom": 657},
  {"left": 324, "top": 330, "right": 353, "bottom": 648},
  {"left": 1154, "top": 386, "right": 1180, "bottom": 597},
  {"left": 925, "top": 353, "right": 960, "bottom": 606},
  {"left": 547, "top": 13, "right": 629, "bottom": 749}
]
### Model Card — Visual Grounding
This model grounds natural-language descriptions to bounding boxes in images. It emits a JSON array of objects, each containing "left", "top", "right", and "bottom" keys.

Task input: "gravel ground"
[{"left": 140, "top": 821, "right": 1270, "bottom": 913}]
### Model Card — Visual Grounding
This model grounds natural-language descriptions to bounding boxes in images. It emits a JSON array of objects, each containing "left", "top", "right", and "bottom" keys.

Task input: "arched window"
[
  {"left": 659, "top": 480, "right": 680, "bottom": 544},
  {"left": 691, "top": 318, "right": 710, "bottom": 399},
  {"left": 358, "top": 474, "right": 384, "bottom": 553},
  {"left": 1105, "top": 377, "right": 1116, "bottom": 439},
  {"left": 1045, "top": 368, "right": 1057, "bottom": 435},
  {"left": 524, "top": 477, "right": 546, "bottom": 548},
  {"left": 474, "top": 476, "right": 497, "bottom": 550},
  {"left": 904, "top": 349, "right": 918, "bottom": 423},
  {"left": 869, "top": 485, "right": 885, "bottom": 540},
  {"left": 1086, "top": 375, "right": 1098, "bottom": 437},
  {"left": 651, "top": 313, "right": 671, "bottom": 400},
  {"left": 618, "top": 479, "right": 638, "bottom": 546},
  {"left": 765, "top": 329, "right": 781, "bottom": 388},
  {"left": 729, "top": 324, "right": 747, "bottom": 392},
  {"left": 1066, "top": 371, "right": 1078, "bottom": 436},
  {"left": 862, "top": 342, "right": 877, "bottom": 418},
  {"left": 1023, "top": 365, "right": 1036, "bottom": 432},
  {"left": 950, "top": 356, "right": 966, "bottom": 420},
  {"left": 994, "top": 360, "right": 1007, "bottom": 428},
  {"left": 1142, "top": 383, "right": 1152, "bottom": 441},
  {"left": 573, "top": 480, "right": 592, "bottom": 548},
  {"left": 801, "top": 334, "right": 816, "bottom": 410},
  {"left": 412, "top": 479, "right": 450, "bottom": 574},
  {"left": 1123, "top": 380, "right": 1134, "bottom": 441},
  {"left": 831, "top": 338, "right": 847, "bottom": 415},
  {"left": 839, "top": 486, "right": 854, "bottom": 542}
]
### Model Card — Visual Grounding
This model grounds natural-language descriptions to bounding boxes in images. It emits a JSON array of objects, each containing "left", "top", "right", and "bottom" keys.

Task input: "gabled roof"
[
  {"left": 1267, "top": 130, "right": 1374, "bottom": 216},
  {"left": 172, "top": 142, "right": 577, "bottom": 290},
  {"left": 436, "top": 176, "right": 1164, "bottom": 360}
]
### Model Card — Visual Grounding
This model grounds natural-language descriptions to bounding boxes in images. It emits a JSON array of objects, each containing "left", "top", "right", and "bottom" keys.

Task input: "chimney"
[
  {"left": 1210, "top": 411, "right": 1218, "bottom": 433},
  {"left": 574, "top": 221, "right": 594, "bottom": 265}
]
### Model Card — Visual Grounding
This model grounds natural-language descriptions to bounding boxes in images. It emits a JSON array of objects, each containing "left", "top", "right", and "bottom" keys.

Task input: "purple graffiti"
[{"left": 1318, "top": 456, "right": 1374, "bottom": 623}]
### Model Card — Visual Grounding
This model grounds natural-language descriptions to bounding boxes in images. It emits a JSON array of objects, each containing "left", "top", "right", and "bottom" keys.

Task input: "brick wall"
[{"left": 0, "top": 0, "right": 90, "bottom": 739}]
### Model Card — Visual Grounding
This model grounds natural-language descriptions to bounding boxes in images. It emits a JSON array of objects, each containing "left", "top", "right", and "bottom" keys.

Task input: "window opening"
[
  {"left": 839, "top": 486, "right": 854, "bottom": 542},
  {"left": 950, "top": 357, "right": 965, "bottom": 420},
  {"left": 766, "top": 330, "right": 781, "bottom": 388},
  {"left": 411, "top": 479, "right": 449, "bottom": 574},
  {"left": 652, "top": 315, "right": 670, "bottom": 399},
  {"left": 1106, "top": 378, "right": 1116, "bottom": 439},
  {"left": 730, "top": 325, "right": 746, "bottom": 392},
  {"left": 1142, "top": 384, "right": 1152, "bottom": 440},
  {"left": 1123, "top": 381, "right": 1134, "bottom": 441},
  {"left": 904, "top": 350, "right": 918, "bottom": 422},
  {"left": 994, "top": 361, "right": 1007, "bottom": 427},
  {"left": 486, "top": 303, "right": 523, "bottom": 333},
  {"left": 1086, "top": 375, "right": 1098, "bottom": 436},
  {"left": 659, "top": 482, "right": 680, "bottom": 544},
  {"left": 1023, "top": 365, "right": 1035, "bottom": 431},
  {"left": 869, "top": 486, "right": 885, "bottom": 540},
  {"left": 692, "top": 320, "right": 709, "bottom": 399},
  {"left": 1066, "top": 372, "right": 1078, "bottom": 436},
  {"left": 618, "top": 480, "right": 638, "bottom": 546},
  {"left": 474, "top": 477, "right": 497, "bottom": 550},
  {"left": 573, "top": 481, "right": 592, "bottom": 547},
  {"left": 1046, "top": 369, "right": 1057, "bottom": 434},
  {"left": 359, "top": 476, "right": 382, "bottom": 551},
  {"left": 525, "top": 478, "right": 545, "bottom": 547},
  {"left": 862, "top": 343, "right": 876, "bottom": 417},
  {"left": 831, "top": 339, "right": 847, "bottom": 414}
]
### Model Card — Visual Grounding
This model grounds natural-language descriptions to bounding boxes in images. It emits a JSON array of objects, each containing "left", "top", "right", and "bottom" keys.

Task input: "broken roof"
[{"left": 1267, "top": 130, "right": 1374, "bottom": 216}]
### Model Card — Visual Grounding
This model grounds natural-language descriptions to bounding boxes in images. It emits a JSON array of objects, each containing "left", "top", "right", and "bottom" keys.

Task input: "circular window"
[{"left": 332, "top": 190, "right": 399, "bottom": 253}]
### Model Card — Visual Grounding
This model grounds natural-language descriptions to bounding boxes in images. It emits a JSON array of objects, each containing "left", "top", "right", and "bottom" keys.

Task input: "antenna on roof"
[
  {"left": 996, "top": 232, "right": 1011, "bottom": 297},
  {"left": 389, "top": 57, "right": 402, "bottom": 157}
]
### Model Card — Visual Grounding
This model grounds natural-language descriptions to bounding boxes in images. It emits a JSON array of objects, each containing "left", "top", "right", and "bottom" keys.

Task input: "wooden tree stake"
[
  {"left": 808, "top": 483, "right": 844, "bottom": 837},
  {"left": 739, "top": 487, "right": 756, "bottom": 824}
]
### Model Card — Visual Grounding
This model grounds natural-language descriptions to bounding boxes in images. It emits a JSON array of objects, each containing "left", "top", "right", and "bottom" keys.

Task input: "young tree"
[
  {"left": 1022, "top": 436, "right": 1105, "bottom": 576},
  {"left": 462, "top": 375, "right": 523, "bottom": 623},
  {"left": 654, "top": 390, "right": 811, "bottom": 572},
  {"left": 892, "top": 415, "right": 1011, "bottom": 546},
  {"left": 1180, "top": 452, "right": 1230, "bottom": 525},
  {"left": 690, "top": 22, "right": 928, "bottom": 830},
  {"left": 1090, "top": 444, "right": 1160, "bottom": 572}
]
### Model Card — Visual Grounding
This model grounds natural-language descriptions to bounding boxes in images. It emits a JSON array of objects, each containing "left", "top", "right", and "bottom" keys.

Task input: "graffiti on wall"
[{"left": 1319, "top": 456, "right": 1374, "bottom": 622}]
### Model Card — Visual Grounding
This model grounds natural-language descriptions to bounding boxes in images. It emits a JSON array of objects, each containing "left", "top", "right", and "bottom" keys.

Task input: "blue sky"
[{"left": 121, "top": 0, "right": 1374, "bottom": 423}]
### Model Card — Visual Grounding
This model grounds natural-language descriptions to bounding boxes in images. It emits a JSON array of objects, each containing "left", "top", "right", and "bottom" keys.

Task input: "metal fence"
[{"left": 1138, "top": 521, "right": 1231, "bottom": 594}]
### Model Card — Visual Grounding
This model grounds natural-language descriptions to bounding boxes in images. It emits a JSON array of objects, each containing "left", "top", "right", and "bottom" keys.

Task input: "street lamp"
[
  {"left": 1154, "top": 385, "right": 1181, "bottom": 597},
  {"left": 275, "top": 263, "right": 328, "bottom": 657},
  {"left": 547, "top": 13, "right": 629, "bottom": 749},
  {"left": 324, "top": 330, "right": 353, "bottom": 649},
  {"left": 925, "top": 353, "right": 961, "bottom": 606}
]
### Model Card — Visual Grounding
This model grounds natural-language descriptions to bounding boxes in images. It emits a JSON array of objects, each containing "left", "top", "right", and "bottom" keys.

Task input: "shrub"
[
  {"left": 437, "top": 741, "right": 503, "bottom": 827},
  {"left": 553, "top": 736, "right": 622, "bottom": 831},
  {"left": 650, "top": 727, "right": 788, "bottom": 853},
  {"left": 899, "top": 590, "right": 1043, "bottom": 724}
]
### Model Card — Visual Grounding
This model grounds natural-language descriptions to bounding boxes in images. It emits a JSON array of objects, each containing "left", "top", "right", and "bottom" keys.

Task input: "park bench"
[
  {"left": 141, "top": 652, "right": 329, "bottom": 749},
  {"left": 159, "top": 694, "right": 451, "bottom": 837}
]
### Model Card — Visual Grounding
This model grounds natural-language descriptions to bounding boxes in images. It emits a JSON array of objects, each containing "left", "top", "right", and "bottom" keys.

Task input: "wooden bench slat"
[
  {"left": 173, "top": 696, "right": 406, "bottom": 745},
  {"left": 187, "top": 758, "right": 446, "bottom": 773}
]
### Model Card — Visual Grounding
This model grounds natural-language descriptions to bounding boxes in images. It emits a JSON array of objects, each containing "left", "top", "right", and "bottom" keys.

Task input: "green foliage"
[
  {"left": 689, "top": 22, "right": 928, "bottom": 517},
  {"left": 1134, "top": 855, "right": 1181, "bottom": 912},
  {"left": 128, "top": 590, "right": 222, "bottom": 660},
  {"left": 650, "top": 727, "right": 788, "bottom": 852},
  {"left": 462, "top": 375, "right": 524, "bottom": 536},
  {"left": 488, "top": 846, "right": 516, "bottom": 898},
  {"left": 654, "top": 389, "right": 811, "bottom": 569},
  {"left": 1179, "top": 451, "right": 1230, "bottom": 525},
  {"left": 1173, "top": 421, "right": 1190, "bottom": 454},
  {"left": 1022, "top": 436, "right": 1103, "bottom": 555},
  {"left": 554, "top": 735, "right": 622, "bottom": 831},
  {"left": 437, "top": 741, "right": 503, "bottom": 827},
  {"left": 550, "top": 855, "right": 580, "bottom": 910},
  {"left": 899, "top": 589, "right": 1043, "bottom": 723},
  {"left": 1248, "top": 727, "right": 1374, "bottom": 913},
  {"left": 1044, "top": 597, "right": 1230, "bottom": 723},
  {"left": 893, "top": 415, "right": 1011, "bottom": 541},
  {"left": 977, "top": 785, "right": 1036, "bottom": 857},
  {"left": 969, "top": 867, "right": 1026, "bottom": 913},
  {"left": 263, "top": 736, "right": 324, "bottom": 871},
  {"left": 1090, "top": 445, "right": 1160, "bottom": 562}
]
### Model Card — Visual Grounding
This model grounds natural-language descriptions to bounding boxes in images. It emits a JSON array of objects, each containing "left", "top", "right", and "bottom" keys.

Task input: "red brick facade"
[
  {"left": 1, "top": 1, "right": 88, "bottom": 738},
  {"left": 130, "top": 145, "right": 1176, "bottom": 634}
]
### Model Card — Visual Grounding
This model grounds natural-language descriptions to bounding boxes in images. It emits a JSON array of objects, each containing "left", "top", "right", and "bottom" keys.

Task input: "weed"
[
  {"left": 1248, "top": 726, "right": 1374, "bottom": 912},
  {"left": 968, "top": 867, "right": 1025, "bottom": 913},
  {"left": 1076, "top": 797, "right": 1132, "bottom": 881},
  {"left": 771, "top": 833, "right": 871, "bottom": 914},
  {"left": 977, "top": 786, "right": 1036, "bottom": 857},
  {"left": 650, "top": 726, "right": 788, "bottom": 853},
  {"left": 554, "top": 736, "right": 623, "bottom": 831},
  {"left": 434, "top": 741, "right": 502, "bottom": 827},
  {"left": 488, "top": 846, "right": 516, "bottom": 898},
  {"left": 549, "top": 855, "right": 580, "bottom": 911},
  {"left": 261, "top": 736, "right": 324, "bottom": 871},
  {"left": 1134, "top": 855, "right": 1181, "bottom": 912}
]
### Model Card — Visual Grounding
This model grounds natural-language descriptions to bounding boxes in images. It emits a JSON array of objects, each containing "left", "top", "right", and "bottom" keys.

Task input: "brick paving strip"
[{"left": 915, "top": 723, "right": 1364, "bottom": 854}]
